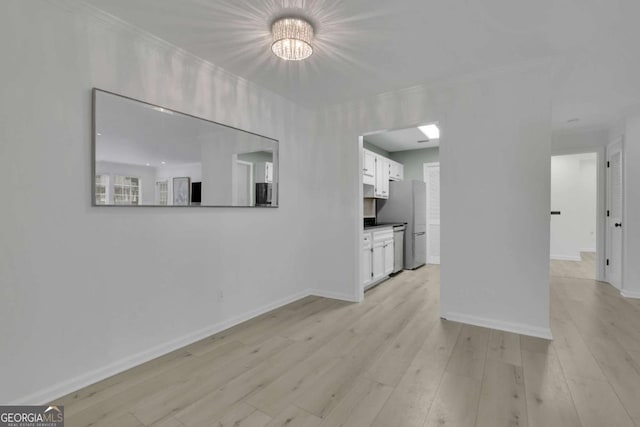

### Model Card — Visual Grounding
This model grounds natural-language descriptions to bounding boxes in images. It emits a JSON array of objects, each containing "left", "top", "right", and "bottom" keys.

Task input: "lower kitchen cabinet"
[
  {"left": 361, "top": 232, "right": 373, "bottom": 287},
  {"left": 362, "top": 228, "right": 394, "bottom": 289}
]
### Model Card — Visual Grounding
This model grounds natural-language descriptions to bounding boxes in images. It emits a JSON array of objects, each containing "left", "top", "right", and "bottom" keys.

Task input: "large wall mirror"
[{"left": 93, "top": 89, "right": 279, "bottom": 207}]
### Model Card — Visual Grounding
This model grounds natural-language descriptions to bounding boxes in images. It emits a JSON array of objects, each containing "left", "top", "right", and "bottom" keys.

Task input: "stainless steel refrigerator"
[{"left": 377, "top": 180, "right": 426, "bottom": 269}]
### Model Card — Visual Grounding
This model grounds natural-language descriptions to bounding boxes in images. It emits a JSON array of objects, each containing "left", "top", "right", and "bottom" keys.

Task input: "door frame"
[
  {"left": 551, "top": 146, "right": 606, "bottom": 282},
  {"left": 424, "top": 162, "right": 441, "bottom": 264},
  {"left": 356, "top": 121, "right": 440, "bottom": 302},
  {"left": 231, "top": 157, "right": 254, "bottom": 206},
  {"left": 606, "top": 138, "right": 624, "bottom": 290}
]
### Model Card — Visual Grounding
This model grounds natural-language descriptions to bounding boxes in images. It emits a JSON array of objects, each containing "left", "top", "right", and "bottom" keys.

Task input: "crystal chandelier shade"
[{"left": 271, "top": 17, "right": 314, "bottom": 61}]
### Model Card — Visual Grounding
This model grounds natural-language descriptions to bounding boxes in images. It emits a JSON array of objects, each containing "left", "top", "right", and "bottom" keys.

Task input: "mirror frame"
[{"left": 91, "top": 88, "right": 279, "bottom": 208}]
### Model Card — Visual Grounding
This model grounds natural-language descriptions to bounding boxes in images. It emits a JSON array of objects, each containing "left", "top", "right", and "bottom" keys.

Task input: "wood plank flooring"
[
  {"left": 550, "top": 251, "right": 596, "bottom": 280},
  {"left": 54, "top": 261, "right": 640, "bottom": 427}
]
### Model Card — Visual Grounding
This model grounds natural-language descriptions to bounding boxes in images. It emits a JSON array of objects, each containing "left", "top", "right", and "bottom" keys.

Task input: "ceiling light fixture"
[
  {"left": 271, "top": 17, "right": 314, "bottom": 61},
  {"left": 418, "top": 124, "right": 440, "bottom": 140}
]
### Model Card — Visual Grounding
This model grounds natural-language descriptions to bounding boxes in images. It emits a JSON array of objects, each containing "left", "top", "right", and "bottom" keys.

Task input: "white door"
[
  {"left": 374, "top": 156, "right": 389, "bottom": 198},
  {"left": 372, "top": 241, "right": 385, "bottom": 281},
  {"left": 362, "top": 234, "right": 373, "bottom": 287},
  {"left": 363, "top": 150, "right": 375, "bottom": 185},
  {"left": 383, "top": 239, "right": 394, "bottom": 275},
  {"left": 233, "top": 160, "right": 253, "bottom": 206},
  {"left": 424, "top": 163, "right": 441, "bottom": 264},
  {"left": 606, "top": 139, "right": 623, "bottom": 289}
]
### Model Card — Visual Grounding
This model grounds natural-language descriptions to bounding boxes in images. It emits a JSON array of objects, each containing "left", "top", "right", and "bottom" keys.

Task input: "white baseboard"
[
  {"left": 441, "top": 312, "right": 553, "bottom": 340},
  {"left": 11, "top": 289, "right": 311, "bottom": 405},
  {"left": 309, "top": 288, "right": 361, "bottom": 303},
  {"left": 621, "top": 289, "right": 640, "bottom": 299},
  {"left": 580, "top": 248, "right": 596, "bottom": 253},
  {"left": 550, "top": 254, "right": 582, "bottom": 261}
]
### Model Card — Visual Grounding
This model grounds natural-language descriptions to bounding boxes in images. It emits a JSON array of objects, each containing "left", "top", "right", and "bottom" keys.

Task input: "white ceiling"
[
  {"left": 95, "top": 90, "right": 274, "bottom": 167},
  {"left": 365, "top": 127, "right": 439, "bottom": 152},
  {"left": 84, "top": 0, "right": 640, "bottom": 131}
]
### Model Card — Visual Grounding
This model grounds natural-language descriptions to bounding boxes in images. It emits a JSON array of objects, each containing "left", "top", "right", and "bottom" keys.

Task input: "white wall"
[
  {"left": 0, "top": 0, "right": 315, "bottom": 404},
  {"left": 313, "top": 62, "right": 552, "bottom": 338},
  {"left": 550, "top": 154, "right": 597, "bottom": 260},
  {"left": 552, "top": 128, "right": 609, "bottom": 153},
  {"left": 578, "top": 157, "right": 598, "bottom": 251},
  {"left": 623, "top": 111, "right": 640, "bottom": 298}
]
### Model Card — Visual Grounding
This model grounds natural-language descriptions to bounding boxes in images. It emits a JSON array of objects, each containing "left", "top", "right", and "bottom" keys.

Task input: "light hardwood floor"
[
  {"left": 55, "top": 263, "right": 640, "bottom": 427},
  {"left": 550, "top": 252, "right": 596, "bottom": 280}
]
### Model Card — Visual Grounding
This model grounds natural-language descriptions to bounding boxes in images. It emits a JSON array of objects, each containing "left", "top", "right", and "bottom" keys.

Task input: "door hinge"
[
  {"left": 607, "top": 161, "right": 610, "bottom": 168},
  {"left": 371, "top": 272, "right": 374, "bottom": 277},
  {"left": 606, "top": 259, "right": 610, "bottom": 266},
  {"left": 607, "top": 210, "right": 610, "bottom": 217}
]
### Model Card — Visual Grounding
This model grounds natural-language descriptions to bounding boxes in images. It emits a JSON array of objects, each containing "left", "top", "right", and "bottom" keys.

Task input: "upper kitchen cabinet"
[
  {"left": 374, "top": 155, "right": 390, "bottom": 198},
  {"left": 362, "top": 148, "right": 403, "bottom": 199},
  {"left": 363, "top": 150, "right": 375, "bottom": 186},
  {"left": 256, "top": 161, "right": 273, "bottom": 183},
  {"left": 389, "top": 159, "right": 404, "bottom": 181}
]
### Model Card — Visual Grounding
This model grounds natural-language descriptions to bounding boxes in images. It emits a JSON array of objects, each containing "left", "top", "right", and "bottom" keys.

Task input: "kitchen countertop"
[{"left": 364, "top": 222, "right": 406, "bottom": 231}]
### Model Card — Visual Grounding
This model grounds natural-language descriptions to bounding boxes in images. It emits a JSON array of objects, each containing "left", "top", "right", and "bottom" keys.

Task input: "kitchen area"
[{"left": 361, "top": 127, "right": 436, "bottom": 290}]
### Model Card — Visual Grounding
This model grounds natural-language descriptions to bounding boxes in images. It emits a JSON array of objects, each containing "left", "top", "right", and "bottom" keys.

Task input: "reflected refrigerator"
[{"left": 377, "top": 180, "right": 426, "bottom": 269}]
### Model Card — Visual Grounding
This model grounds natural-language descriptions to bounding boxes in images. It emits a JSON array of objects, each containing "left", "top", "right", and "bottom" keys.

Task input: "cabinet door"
[
  {"left": 381, "top": 158, "right": 390, "bottom": 198},
  {"left": 362, "top": 233, "right": 373, "bottom": 286},
  {"left": 265, "top": 162, "right": 273, "bottom": 183},
  {"left": 383, "top": 239, "right": 394, "bottom": 275},
  {"left": 363, "top": 150, "right": 375, "bottom": 185},
  {"left": 372, "top": 241, "right": 385, "bottom": 281},
  {"left": 375, "top": 157, "right": 389, "bottom": 198},
  {"left": 362, "top": 246, "right": 372, "bottom": 286},
  {"left": 397, "top": 163, "right": 404, "bottom": 181},
  {"left": 388, "top": 160, "right": 399, "bottom": 181}
]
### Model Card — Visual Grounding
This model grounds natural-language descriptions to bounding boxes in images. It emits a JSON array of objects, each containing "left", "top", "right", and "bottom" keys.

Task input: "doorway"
[
  {"left": 356, "top": 123, "right": 440, "bottom": 299},
  {"left": 550, "top": 152, "right": 598, "bottom": 280},
  {"left": 232, "top": 159, "right": 254, "bottom": 207}
]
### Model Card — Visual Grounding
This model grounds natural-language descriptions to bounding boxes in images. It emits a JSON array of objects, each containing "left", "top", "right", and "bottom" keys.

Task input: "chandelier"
[{"left": 271, "top": 17, "right": 314, "bottom": 61}]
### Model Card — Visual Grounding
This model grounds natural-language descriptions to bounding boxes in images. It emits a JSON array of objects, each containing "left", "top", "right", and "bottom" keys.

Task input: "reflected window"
[
  {"left": 95, "top": 175, "right": 109, "bottom": 205},
  {"left": 156, "top": 181, "right": 168, "bottom": 206},
  {"left": 113, "top": 176, "right": 140, "bottom": 205}
]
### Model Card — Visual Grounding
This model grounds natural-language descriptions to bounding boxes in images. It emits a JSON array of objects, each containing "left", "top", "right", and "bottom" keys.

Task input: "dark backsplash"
[{"left": 363, "top": 218, "right": 377, "bottom": 227}]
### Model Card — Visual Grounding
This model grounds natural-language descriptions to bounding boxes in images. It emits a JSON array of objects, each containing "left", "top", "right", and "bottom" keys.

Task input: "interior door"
[
  {"left": 606, "top": 140, "right": 623, "bottom": 289},
  {"left": 234, "top": 160, "right": 253, "bottom": 206},
  {"left": 424, "top": 163, "right": 441, "bottom": 264}
]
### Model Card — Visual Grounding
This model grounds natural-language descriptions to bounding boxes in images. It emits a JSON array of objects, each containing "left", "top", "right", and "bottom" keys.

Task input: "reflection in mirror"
[{"left": 93, "top": 89, "right": 278, "bottom": 207}]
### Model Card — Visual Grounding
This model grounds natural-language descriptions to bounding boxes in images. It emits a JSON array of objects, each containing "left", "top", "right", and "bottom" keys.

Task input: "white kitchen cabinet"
[
  {"left": 364, "top": 228, "right": 394, "bottom": 288},
  {"left": 363, "top": 150, "right": 375, "bottom": 186},
  {"left": 363, "top": 149, "right": 402, "bottom": 196},
  {"left": 362, "top": 232, "right": 373, "bottom": 287},
  {"left": 383, "top": 239, "right": 394, "bottom": 275},
  {"left": 374, "top": 156, "right": 390, "bottom": 199},
  {"left": 389, "top": 160, "right": 404, "bottom": 181},
  {"left": 372, "top": 239, "right": 385, "bottom": 281},
  {"left": 255, "top": 161, "right": 273, "bottom": 183}
]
